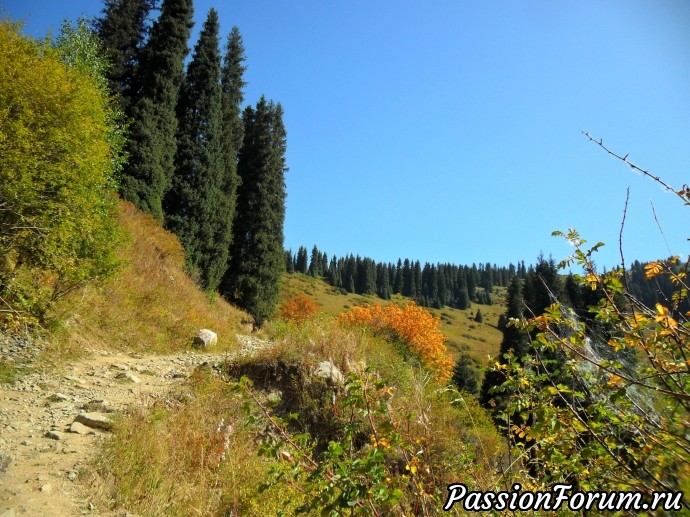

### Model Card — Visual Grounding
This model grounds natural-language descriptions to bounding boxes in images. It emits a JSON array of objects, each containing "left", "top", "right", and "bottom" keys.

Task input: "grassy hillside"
[
  {"left": 45, "top": 200, "right": 248, "bottom": 362},
  {"left": 279, "top": 273, "right": 504, "bottom": 363}
]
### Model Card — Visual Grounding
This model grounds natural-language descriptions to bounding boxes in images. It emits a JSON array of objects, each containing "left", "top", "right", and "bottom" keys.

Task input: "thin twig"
[
  {"left": 582, "top": 131, "right": 690, "bottom": 205},
  {"left": 649, "top": 201, "right": 673, "bottom": 257},
  {"left": 619, "top": 187, "right": 629, "bottom": 292}
]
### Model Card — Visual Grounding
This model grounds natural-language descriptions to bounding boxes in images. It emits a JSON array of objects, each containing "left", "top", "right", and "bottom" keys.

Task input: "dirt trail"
[{"left": 0, "top": 335, "right": 270, "bottom": 517}]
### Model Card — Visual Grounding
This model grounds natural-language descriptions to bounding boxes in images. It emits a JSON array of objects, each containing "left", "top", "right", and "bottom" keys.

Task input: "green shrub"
[{"left": 0, "top": 22, "right": 123, "bottom": 325}]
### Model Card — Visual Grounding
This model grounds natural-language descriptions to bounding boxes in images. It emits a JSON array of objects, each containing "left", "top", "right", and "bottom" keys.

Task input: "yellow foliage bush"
[
  {"left": 0, "top": 22, "right": 122, "bottom": 323},
  {"left": 340, "top": 302, "right": 453, "bottom": 382}
]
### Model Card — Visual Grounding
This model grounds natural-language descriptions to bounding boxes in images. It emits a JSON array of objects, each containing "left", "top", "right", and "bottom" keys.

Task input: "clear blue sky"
[{"left": 4, "top": 0, "right": 690, "bottom": 269}]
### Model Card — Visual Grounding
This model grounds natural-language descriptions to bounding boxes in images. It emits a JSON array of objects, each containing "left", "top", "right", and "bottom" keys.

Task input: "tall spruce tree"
[
  {"left": 219, "top": 26, "right": 246, "bottom": 254},
  {"left": 295, "top": 246, "right": 308, "bottom": 274},
  {"left": 221, "top": 97, "right": 287, "bottom": 326},
  {"left": 120, "top": 0, "right": 193, "bottom": 221},
  {"left": 165, "top": 9, "right": 228, "bottom": 291},
  {"left": 94, "top": 0, "right": 152, "bottom": 115},
  {"left": 308, "top": 245, "right": 322, "bottom": 276}
]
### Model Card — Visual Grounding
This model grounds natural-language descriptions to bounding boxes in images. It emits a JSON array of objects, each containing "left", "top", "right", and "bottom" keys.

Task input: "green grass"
[
  {"left": 279, "top": 273, "right": 504, "bottom": 364},
  {"left": 0, "top": 361, "right": 20, "bottom": 384}
]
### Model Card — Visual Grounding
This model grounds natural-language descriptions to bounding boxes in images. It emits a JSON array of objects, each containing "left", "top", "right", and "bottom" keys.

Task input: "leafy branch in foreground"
[
  {"left": 236, "top": 370, "right": 441, "bottom": 516},
  {"left": 490, "top": 234, "right": 690, "bottom": 504}
]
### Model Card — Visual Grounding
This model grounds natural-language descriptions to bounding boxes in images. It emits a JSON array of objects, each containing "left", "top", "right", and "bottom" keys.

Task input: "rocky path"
[{"left": 0, "top": 334, "right": 271, "bottom": 517}]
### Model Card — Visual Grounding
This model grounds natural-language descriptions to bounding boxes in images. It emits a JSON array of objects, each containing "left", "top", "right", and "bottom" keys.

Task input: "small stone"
[
  {"left": 73, "top": 412, "right": 113, "bottom": 431},
  {"left": 44, "top": 431, "right": 62, "bottom": 440},
  {"left": 69, "top": 422, "right": 96, "bottom": 435},
  {"left": 0, "top": 508, "right": 16, "bottom": 517},
  {"left": 48, "top": 393, "right": 70, "bottom": 403},
  {"left": 67, "top": 471, "right": 77, "bottom": 481},
  {"left": 267, "top": 391, "right": 282, "bottom": 404},
  {"left": 116, "top": 372, "right": 140, "bottom": 384},
  {"left": 110, "top": 363, "right": 129, "bottom": 371},
  {"left": 39, "top": 483, "right": 52, "bottom": 494}
]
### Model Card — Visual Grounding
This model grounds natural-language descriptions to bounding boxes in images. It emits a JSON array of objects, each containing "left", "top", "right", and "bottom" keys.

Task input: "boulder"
[
  {"left": 73, "top": 412, "right": 113, "bottom": 431},
  {"left": 313, "top": 361, "right": 345, "bottom": 385},
  {"left": 193, "top": 329, "right": 217, "bottom": 349}
]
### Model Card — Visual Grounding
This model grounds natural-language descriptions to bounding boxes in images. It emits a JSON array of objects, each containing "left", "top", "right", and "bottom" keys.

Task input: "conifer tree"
[
  {"left": 295, "top": 246, "right": 308, "bottom": 274},
  {"left": 308, "top": 245, "right": 322, "bottom": 276},
  {"left": 452, "top": 355, "right": 479, "bottom": 395},
  {"left": 164, "top": 9, "right": 228, "bottom": 290},
  {"left": 120, "top": 0, "right": 193, "bottom": 221},
  {"left": 480, "top": 277, "right": 529, "bottom": 412},
  {"left": 221, "top": 97, "right": 287, "bottom": 326},
  {"left": 219, "top": 26, "right": 246, "bottom": 253},
  {"left": 413, "top": 261, "right": 422, "bottom": 300},
  {"left": 285, "top": 249, "right": 295, "bottom": 273},
  {"left": 402, "top": 259, "right": 412, "bottom": 297},
  {"left": 94, "top": 0, "right": 152, "bottom": 114},
  {"left": 393, "top": 258, "right": 403, "bottom": 294}
]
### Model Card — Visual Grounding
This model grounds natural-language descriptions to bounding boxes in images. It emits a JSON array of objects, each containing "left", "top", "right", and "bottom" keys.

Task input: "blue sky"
[{"left": 4, "top": 0, "right": 690, "bottom": 269}]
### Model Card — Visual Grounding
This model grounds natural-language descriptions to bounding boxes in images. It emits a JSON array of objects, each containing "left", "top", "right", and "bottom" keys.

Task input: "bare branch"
[{"left": 582, "top": 131, "right": 690, "bottom": 206}]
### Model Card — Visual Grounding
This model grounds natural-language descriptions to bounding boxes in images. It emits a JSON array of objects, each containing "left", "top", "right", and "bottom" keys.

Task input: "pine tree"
[
  {"left": 94, "top": 0, "right": 152, "bottom": 115},
  {"left": 285, "top": 249, "right": 295, "bottom": 273},
  {"left": 221, "top": 97, "right": 287, "bottom": 326},
  {"left": 402, "top": 259, "right": 412, "bottom": 297},
  {"left": 376, "top": 263, "right": 391, "bottom": 300},
  {"left": 295, "top": 246, "right": 308, "bottom": 274},
  {"left": 164, "top": 9, "right": 227, "bottom": 290},
  {"left": 455, "top": 268, "right": 470, "bottom": 310},
  {"left": 474, "top": 308, "right": 483, "bottom": 323},
  {"left": 413, "top": 261, "right": 422, "bottom": 300},
  {"left": 393, "top": 258, "right": 403, "bottom": 294},
  {"left": 480, "top": 277, "right": 529, "bottom": 411},
  {"left": 308, "top": 245, "right": 322, "bottom": 276},
  {"left": 120, "top": 0, "right": 193, "bottom": 221},
  {"left": 219, "top": 26, "right": 246, "bottom": 254},
  {"left": 452, "top": 355, "right": 479, "bottom": 395}
]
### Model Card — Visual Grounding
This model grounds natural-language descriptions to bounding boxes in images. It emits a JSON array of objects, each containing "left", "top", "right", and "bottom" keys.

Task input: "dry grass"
[
  {"left": 93, "top": 318, "right": 506, "bottom": 515},
  {"left": 46, "top": 200, "right": 248, "bottom": 360},
  {"left": 93, "top": 368, "right": 293, "bottom": 516}
]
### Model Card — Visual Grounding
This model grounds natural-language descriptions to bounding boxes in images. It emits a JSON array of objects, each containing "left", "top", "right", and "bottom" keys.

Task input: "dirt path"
[{"left": 0, "top": 335, "right": 270, "bottom": 517}]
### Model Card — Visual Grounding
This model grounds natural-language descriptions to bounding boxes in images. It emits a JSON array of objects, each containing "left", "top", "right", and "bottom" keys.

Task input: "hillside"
[
  {"left": 1, "top": 200, "right": 250, "bottom": 383},
  {"left": 279, "top": 272, "right": 504, "bottom": 362}
]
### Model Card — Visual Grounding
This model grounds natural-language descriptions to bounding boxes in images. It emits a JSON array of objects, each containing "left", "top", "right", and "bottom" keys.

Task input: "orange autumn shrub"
[
  {"left": 340, "top": 302, "right": 453, "bottom": 382},
  {"left": 278, "top": 295, "right": 319, "bottom": 324}
]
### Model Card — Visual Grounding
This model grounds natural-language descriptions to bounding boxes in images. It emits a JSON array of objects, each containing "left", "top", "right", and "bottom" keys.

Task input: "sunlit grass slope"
[
  {"left": 279, "top": 273, "right": 504, "bottom": 363},
  {"left": 49, "top": 200, "right": 247, "bottom": 358}
]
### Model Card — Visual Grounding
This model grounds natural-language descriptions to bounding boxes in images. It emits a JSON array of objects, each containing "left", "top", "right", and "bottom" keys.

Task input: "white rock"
[
  {"left": 39, "top": 483, "right": 52, "bottom": 493},
  {"left": 313, "top": 361, "right": 345, "bottom": 385},
  {"left": 193, "top": 329, "right": 217, "bottom": 348}
]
